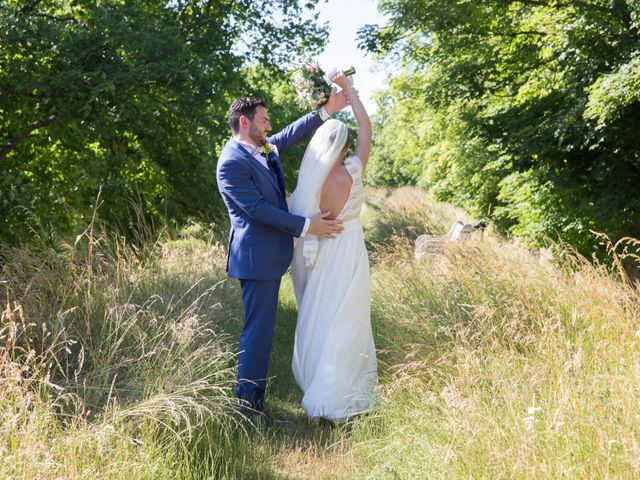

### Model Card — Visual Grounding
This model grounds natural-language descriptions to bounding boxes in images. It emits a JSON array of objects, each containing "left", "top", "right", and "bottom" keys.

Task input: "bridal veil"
[{"left": 289, "top": 119, "right": 348, "bottom": 270}]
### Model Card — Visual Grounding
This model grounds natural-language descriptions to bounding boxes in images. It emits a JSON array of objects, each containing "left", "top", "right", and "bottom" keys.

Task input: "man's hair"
[{"left": 228, "top": 97, "right": 267, "bottom": 133}]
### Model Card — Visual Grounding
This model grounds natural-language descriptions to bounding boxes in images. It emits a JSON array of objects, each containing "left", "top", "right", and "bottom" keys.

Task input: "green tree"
[
  {"left": 0, "top": 0, "right": 326, "bottom": 243},
  {"left": 361, "top": 0, "right": 640, "bottom": 255}
]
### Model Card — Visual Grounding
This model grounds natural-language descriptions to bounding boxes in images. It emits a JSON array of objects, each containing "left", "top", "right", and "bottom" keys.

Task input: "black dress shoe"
[{"left": 239, "top": 408, "right": 292, "bottom": 426}]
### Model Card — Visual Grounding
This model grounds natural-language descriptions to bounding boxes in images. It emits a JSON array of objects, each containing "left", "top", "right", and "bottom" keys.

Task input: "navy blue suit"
[{"left": 216, "top": 112, "right": 324, "bottom": 410}]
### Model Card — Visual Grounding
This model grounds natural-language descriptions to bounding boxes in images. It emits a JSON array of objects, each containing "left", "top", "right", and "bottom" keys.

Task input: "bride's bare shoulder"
[{"left": 323, "top": 165, "right": 352, "bottom": 189}]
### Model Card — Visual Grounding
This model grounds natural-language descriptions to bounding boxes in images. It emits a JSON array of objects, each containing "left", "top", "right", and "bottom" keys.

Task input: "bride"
[{"left": 289, "top": 71, "right": 377, "bottom": 422}]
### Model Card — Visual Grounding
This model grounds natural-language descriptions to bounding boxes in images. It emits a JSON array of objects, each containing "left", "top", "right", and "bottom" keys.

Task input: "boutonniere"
[{"left": 261, "top": 143, "right": 278, "bottom": 156}]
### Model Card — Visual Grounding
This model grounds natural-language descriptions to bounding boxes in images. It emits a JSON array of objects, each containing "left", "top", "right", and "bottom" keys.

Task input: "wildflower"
[
  {"left": 524, "top": 403, "right": 542, "bottom": 430},
  {"left": 527, "top": 405, "right": 542, "bottom": 415}
]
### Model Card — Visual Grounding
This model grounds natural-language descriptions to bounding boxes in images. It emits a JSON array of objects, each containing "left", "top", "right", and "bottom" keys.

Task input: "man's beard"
[{"left": 248, "top": 124, "right": 266, "bottom": 146}]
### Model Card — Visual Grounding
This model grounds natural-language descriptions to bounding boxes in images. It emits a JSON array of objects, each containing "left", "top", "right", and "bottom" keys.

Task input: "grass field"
[{"left": 1, "top": 187, "right": 639, "bottom": 479}]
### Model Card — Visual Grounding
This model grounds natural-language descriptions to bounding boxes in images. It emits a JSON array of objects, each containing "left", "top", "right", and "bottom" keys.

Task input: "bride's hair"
[
  {"left": 329, "top": 126, "right": 351, "bottom": 160},
  {"left": 339, "top": 132, "right": 351, "bottom": 160}
]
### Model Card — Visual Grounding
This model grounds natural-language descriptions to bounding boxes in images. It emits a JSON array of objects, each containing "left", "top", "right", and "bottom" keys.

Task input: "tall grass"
[
  {"left": 0, "top": 219, "right": 242, "bottom": 479},
  {"left": 340, "top": 187, "right": 640, "bottom": 479},
  {"left": 2, "top": 187, "right": 638, "bottom": 479}
]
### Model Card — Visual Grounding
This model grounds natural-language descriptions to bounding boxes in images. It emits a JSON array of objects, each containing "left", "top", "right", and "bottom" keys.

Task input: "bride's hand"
[{"left": 331, "top": 71, "right": 351, "bottom": 91}]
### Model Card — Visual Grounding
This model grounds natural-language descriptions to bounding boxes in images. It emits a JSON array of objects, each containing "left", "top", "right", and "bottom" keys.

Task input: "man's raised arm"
[{"left": 268, "top": 89, "right": 349, "bottom": 153}]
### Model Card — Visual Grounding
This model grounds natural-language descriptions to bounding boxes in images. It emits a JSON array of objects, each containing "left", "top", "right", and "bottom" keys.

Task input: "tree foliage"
[
  {"left": 362, "top": 0, "right": 640, "bottom": 255},
  {"left": 0, "top": 0, "right": 325, "bottom": 243}
]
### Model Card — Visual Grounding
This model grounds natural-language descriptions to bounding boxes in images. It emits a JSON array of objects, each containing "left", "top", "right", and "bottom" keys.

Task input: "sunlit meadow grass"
[
  {"left": 0, "top": 220, "right": 244, "bottom": 479},
  {"left": 1, "top": 188, "right": 638, "bottom": 479},
  {"left": 339, "top": 188, "right": 640, "bottom": 479}
]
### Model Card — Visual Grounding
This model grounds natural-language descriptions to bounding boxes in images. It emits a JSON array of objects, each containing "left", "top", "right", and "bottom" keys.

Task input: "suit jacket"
[{"left": 216, "top": 112, "right": 324, "bottom": 280}]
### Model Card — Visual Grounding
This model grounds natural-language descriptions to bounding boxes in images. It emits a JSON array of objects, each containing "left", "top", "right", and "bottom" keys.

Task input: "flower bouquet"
[{"left": 292, "top": 61, "right": 356, "bottom": 110}]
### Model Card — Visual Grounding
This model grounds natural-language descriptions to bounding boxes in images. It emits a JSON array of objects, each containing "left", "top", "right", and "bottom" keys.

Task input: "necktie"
[
  {"left": 263, "top": 153, "right": 285, "bottom": 195},
  {"left": 265, "top": 156, "right": 277, "bottom": 172}
]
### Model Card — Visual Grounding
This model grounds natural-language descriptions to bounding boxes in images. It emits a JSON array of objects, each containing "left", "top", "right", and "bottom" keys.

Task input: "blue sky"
[{"left": 316, "top": 0, "right": 388, "bottom": 114}]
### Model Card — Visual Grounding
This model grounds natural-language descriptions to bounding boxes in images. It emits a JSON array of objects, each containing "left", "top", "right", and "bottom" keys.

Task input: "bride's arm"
[{"left": 332, "top": 71, "right": 372, "bottom": 170}]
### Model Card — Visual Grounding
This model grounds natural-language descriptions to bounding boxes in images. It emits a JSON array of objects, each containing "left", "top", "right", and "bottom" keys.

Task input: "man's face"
[{"left": 247, "top": 106, "right": 271, "bottom": 146}]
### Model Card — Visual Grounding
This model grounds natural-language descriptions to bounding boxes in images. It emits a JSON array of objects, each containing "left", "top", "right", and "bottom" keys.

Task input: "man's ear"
[{"left": 239, "top": 115, "right": 249, "bottom": 130}]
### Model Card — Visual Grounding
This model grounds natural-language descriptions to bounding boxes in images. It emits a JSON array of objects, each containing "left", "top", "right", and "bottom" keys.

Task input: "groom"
[{"left": 216, "top": 90, "right": 347, "bottom": 416}]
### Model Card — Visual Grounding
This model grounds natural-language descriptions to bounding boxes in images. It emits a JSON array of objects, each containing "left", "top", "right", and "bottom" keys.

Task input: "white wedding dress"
[{"left": 289, "top": 120, "right": 377, "bottom": 421}]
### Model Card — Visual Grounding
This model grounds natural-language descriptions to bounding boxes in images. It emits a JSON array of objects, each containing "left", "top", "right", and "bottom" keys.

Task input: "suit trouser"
[{"left": 237, "top": 278, "right": 281, "bottom": 411}]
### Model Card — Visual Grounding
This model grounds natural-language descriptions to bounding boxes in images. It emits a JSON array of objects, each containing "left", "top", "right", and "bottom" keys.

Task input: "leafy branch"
[{"left": 0, "top": 114, "right": 58, "bottom": 163}]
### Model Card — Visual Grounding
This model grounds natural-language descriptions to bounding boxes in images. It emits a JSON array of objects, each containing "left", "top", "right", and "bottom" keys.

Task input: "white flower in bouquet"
[{"left": 291, "top": 61, "right": 355, "bottom": 110}]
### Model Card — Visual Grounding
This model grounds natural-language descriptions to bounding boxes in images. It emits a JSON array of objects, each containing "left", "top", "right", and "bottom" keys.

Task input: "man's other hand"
[
  {"left": 308, "top": 211, "right": 344, "bottom": 238},
  {"left": 324, "top": 88, "right": 349, "bottom": 115}
]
